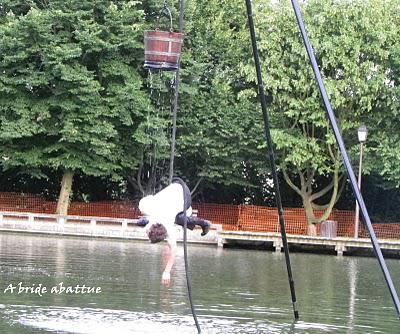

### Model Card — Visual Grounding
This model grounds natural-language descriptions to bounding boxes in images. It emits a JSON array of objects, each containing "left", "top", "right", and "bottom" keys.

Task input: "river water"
[{"left": 0, "top": 232, "right": 398, "bottom": 333}]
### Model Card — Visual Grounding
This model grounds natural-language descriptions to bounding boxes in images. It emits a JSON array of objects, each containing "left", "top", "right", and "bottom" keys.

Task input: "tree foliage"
[
  {"left": 236, "top": 0, "right": 399, "bottom": 231},
  {"left": 0, "top": 0, "right": 398, "bottom": 224},
  {"left": 0, "top": 0, "right": 154, "bottom": 210}
]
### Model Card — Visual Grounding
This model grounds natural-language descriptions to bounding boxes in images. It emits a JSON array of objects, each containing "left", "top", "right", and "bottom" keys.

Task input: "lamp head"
[{"left": 358, "top": 125, "right": 368, "bottom": 143}]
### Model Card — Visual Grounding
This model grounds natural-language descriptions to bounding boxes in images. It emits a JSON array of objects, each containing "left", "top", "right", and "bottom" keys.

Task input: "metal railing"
[{"left": 0, "top": 211, "right": 137, "bottom": 230}]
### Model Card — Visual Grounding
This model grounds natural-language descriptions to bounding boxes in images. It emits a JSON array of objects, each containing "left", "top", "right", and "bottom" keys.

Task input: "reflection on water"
[
  {"left": 0, "top": 233, "right": 399, "bottom": 334},
  {"left": 0, "top": 304, "right": 314, "bottom": 334},
  {"left": 0, "top": 304, "right": 353, "bottom": 334}
]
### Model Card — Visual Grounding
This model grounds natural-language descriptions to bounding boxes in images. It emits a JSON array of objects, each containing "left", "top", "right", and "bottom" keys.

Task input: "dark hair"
[{"left": 148, "top": 223, "right": 167, "bottom": 243}]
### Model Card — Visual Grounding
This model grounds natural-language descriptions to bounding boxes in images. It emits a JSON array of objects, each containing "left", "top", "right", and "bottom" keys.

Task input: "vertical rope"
[{"left": 168, "top": 0, "right": 184, "bottom": 184}]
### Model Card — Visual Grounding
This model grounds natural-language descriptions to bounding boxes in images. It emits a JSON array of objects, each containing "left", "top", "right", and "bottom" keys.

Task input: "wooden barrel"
[{"left": 144, "top": 30, "right": 184, "bottom": 71}]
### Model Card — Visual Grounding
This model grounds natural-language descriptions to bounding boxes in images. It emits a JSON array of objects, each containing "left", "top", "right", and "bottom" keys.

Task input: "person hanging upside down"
[{"left": 137, "top": 177, "right": 211, "bottom": 286}]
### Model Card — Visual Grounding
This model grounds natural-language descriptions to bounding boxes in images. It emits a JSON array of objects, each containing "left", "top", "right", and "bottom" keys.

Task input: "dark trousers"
[
  {"left": 175, "top": 213, "right": 209, "bottom": 231},
  {"left": 172, "top": 177, "right": 210, "bottom": 232}
]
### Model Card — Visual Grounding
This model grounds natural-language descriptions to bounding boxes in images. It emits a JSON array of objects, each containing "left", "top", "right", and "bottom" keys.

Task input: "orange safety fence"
[
  {"left": 358, "top": 223, "right": 400, "bottom": 240},
  {"left": 238, "top": 205, "right": 279, "bottom": 232},
  {"left": 68, "top": 201, "right": 139, "bottom": 219},
  {"left": 0, "top": 192, "right": 400, "bottom": 240},
  {"left": 192, "top": 203, "right": 239, "bottom": 231},
  {"left": 0, "top": 192, "right": 45, "bottom": 213},
  {"left": 333, "top": 209, "right": 356, "bottom": 237}
]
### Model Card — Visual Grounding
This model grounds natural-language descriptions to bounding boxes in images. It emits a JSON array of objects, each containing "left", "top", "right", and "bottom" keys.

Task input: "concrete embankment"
[
  {"left": 1, "top": 211, "right": 400, "bottom": 257},
  {"left": 0, "top": 211, "right": 221, "bottom": 245}
]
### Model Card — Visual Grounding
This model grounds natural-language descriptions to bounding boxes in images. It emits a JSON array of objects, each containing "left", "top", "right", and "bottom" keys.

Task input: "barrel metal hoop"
[
  {"left": 145, "top": 51, "right": 180, "bottom": 57},
  {"left": 145, "top": 36, "right": 183, "bottom": 43}
]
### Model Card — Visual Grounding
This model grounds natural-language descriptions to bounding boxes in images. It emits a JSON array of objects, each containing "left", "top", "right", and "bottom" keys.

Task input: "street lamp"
[{"left": 354, "top": 125, "right": 368, "bottom": 238}]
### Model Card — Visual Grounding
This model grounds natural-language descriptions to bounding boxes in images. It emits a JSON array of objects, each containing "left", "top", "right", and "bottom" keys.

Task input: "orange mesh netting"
[{"left": 0, "top": 192, "right": 399, "bottom": 239}]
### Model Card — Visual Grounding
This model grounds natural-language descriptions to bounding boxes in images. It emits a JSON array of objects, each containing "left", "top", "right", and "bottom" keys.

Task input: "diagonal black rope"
[
  {"left": 290, "top": 0, "right": 400, "bottom": 317},
  {"left": 244, "top": 0, "right": 299, "bottom": 320}
]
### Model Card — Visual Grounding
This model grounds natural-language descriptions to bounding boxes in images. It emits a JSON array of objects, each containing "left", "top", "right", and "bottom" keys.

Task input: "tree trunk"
[
  {"left": 304, "top": 198, "right": 318, "bottom": 236},
  {"left": 307, "top": 223, "right": 317, "bottom": 236},
  {"left": 311, "top": 164, "right": 341, "bottom": 223},
  {"left": 56, "top": 170, "right": 74, "bottom": 215},
  {"left": 282, "top": 163, "right": 342, "bottom": 237}
]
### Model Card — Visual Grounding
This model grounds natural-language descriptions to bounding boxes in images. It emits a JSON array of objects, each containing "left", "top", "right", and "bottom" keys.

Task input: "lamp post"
[{"left": 354, "top": 125, "right": 368, "bottom": 238}]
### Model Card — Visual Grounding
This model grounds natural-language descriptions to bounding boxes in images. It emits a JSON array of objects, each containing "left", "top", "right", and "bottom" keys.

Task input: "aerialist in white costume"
[{"left": 138, "top": 177, "right": 211, "bottom": 285}]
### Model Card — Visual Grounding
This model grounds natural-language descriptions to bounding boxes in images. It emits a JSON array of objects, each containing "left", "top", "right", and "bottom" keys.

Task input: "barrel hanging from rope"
[
  {"left": 146, "top": 1, "right": 199, "bottom": 327},
  {"left": 144, "top": 0, "right": 184, "bottom": 71}
]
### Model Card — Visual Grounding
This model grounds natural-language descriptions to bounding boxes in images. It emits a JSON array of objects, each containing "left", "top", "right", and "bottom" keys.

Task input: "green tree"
[
  {"left": 1, "top": 0, "right": 398, "bottom": 226},
  {"left": 0, "top": 0, "right": 152, "bottom": 213},
  {"left": 237, "top": 0, "right": 399, "bottom": 234},
  {"left": 171, "top": 0, "right": 270, "bottom": 197},
  {"left": 365, "top": 5, "right": 400, "bottom": 189}
]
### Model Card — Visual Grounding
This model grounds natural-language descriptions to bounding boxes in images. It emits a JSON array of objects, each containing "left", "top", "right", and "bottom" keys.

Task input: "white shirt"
[{"left": 139, "top": 183, "right": 192, "bottom": 246}]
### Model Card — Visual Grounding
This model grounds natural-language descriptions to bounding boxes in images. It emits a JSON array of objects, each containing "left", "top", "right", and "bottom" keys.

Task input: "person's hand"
[{"left": 161, "top": 271, "right": 171, "bottom": 286}]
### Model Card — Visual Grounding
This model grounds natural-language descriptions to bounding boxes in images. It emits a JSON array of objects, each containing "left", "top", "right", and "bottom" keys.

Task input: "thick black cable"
[
  {"left": 244, "top": 0, "right": 299, "bottom": 320},
  {"left": 176, "top": 179, "right": 201, "bottom": 333},
  {"left": 183, "top": 218, "right": 201, "bottom": 333},
  {"left": 290, "top": 0, "right": 400, "bottom": 317}
]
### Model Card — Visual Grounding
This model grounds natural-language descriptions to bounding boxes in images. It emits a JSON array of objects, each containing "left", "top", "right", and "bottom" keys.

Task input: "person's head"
[{"left": 147, "top": 223, "right": 167, "bottom": 243}]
